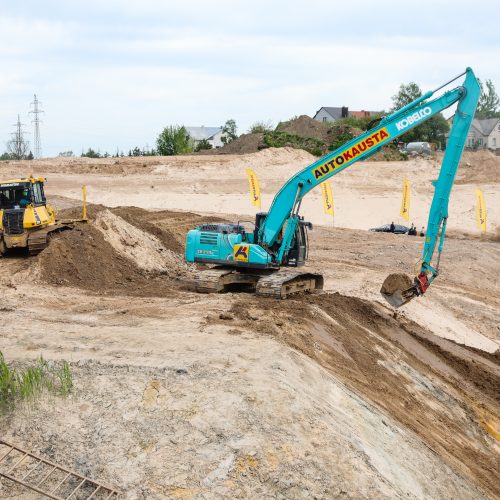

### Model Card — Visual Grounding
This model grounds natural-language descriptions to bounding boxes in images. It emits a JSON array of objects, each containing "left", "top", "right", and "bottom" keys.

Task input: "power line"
[{"left": 29, "top": 94, "right": 44, "bottom": 159}]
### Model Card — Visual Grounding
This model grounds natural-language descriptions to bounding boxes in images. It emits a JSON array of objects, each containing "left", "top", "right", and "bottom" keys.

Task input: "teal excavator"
[{"left": 185, "top": 68, "right": 480, "bottom": 306}]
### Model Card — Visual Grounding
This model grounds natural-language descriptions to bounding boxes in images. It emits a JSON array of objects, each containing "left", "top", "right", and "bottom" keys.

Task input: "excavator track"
[
  {"left": 255, "top": 270, "right": 324, "bottom": 299},
  {"left": 192, "top": 267, "right": 323, "bottom": 299}
]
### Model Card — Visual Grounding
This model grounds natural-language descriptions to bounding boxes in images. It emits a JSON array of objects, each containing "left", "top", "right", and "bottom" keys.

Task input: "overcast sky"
[{"left": 1, "top": 0, "right": 499, "bottom": 157}]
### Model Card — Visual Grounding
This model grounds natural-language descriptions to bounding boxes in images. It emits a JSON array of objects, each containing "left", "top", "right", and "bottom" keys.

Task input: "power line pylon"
[
  {"left": 29, "top": 94, "right": 44, "bottom": 159},
  {"left": 7, "top": 115, "right": 30, "bottom": 159}
]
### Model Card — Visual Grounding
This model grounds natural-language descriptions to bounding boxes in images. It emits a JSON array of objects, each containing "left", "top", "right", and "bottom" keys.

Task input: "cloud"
[{"left": 0, "top": 1, "right": 499, "bottom": 156}]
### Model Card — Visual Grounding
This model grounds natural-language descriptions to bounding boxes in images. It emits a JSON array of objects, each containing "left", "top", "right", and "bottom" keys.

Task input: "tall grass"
[{"left": 0, "top": 352, "right": 73, "bottom": 410}]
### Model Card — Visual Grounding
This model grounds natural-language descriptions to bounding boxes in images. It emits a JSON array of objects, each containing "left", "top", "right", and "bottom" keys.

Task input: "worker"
[
  {"left": 420, "top": 226, "right": 425, "bottom": 237},
  {"left": 409, "top": 223, "right": 417, "bottom": 235},
  {"left": 390, "top": 221, "right": 395, "bottom": 233},
  {"left": 19, "top": 190, "right": 30, "bottom": 207}
]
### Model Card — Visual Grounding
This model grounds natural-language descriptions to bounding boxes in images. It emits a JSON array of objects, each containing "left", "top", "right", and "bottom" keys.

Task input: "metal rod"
[
  {"left": 0, "top": 446, "right": 14, "bottom": 463},
  {"left": 67, "top": 478, "right": 86, "bottom": 499},
  {"left": 37, "top": 465, "right": 57, "bottom": 486},
  {"left": 432, "top": 70, "right": 467, "bottom": 94},
  {"left": 50, "top": 471, "right": 72, "bottom": 494},
  {"left": 86, "top": 485, "right": 101, "bottom": 500},
  {"left": 0, "top": 471, "right": 62, "bottom": 500},
  {"left": 21, "top": 459, "right": 42, "bottom": 481},
  {"left": 7, "top": 452, "right": 28, "bottom": 473}
]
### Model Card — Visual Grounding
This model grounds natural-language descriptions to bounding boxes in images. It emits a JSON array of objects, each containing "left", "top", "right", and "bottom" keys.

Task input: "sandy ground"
[{"left": 0, "top": 150, "right": 499, "bottom": 499}]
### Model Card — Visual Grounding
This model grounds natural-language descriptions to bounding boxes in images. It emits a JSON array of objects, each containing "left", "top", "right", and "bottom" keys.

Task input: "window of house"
[
  {"left": 493, "top": 138, "right": 497, "bottom": 147},
  {"left": 322, "top": 117, "right": 327, "bottom": 122},
  {"left": 478, "top": 138, "right": 483, "bottom": 145}
]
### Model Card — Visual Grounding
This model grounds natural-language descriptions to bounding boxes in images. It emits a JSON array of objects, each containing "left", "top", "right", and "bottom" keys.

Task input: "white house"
[
  {"left": 466, "top": 118, "right": 500, "bottom": 151},
  {"left": 185, "top": 126, "right": 226, "bottom": 149},
  {"left": 313, "top": 107, "right": 349, "bottom": 123},
  {"left": 313, "top": 106, "right": 380, "bottom": 123}
]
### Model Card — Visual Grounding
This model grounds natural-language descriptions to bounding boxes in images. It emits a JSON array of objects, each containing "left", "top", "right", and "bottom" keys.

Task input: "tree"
[
  {"left": 391, "top": 82, "right": 422, "bottom": 111},
  {"left": 194, "top": 139, "right": 213, "bottom": 152},
  {"left": 221, "top": 119, "right": 237, "bottom": 144},
  {"left": 476, "top": 79, "right": 500, "bottom": 118},
  {"left": 27, "top": 151, "right": 34, "bottom": 160},
  {"left": 156, "top": 125, "right": 193, "bottom": 155},
  {"left": 0, "top": 152, "right": 11, "bottom": 160},
  {"left": 391, "top": 82, "right": 449, "bottom": 146},
  {"left": 81, "top": 148, "right": 100, "bottom": 158}
]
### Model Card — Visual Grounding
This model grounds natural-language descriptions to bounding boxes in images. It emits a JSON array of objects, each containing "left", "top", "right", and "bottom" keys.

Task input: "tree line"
[{"left": 2, "top": 78, "right": 498, "bottom": 161}]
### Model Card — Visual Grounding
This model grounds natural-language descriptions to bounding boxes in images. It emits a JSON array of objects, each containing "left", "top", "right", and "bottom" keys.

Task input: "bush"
[
  {"left": 195, "top": 139, "right": 213, "bottom": 152},
  {"left": 249, "top": 121, "right": 274, "bottom": 134},
  {"left": 157, "top": 125, "right": 193, "bottom": 155},
  {"left": 263, "top": 131, "right": 325, "bottom": 156}
]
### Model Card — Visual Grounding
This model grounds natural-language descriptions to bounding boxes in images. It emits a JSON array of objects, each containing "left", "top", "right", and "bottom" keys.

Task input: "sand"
[{"left": 0, "top": 149, "right": 498, "bottom": 498}]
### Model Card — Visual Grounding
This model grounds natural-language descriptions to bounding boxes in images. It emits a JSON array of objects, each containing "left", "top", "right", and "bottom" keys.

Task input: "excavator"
[
  {"left": 0, "top": 176, "right": 84, "bottom": 256},
  {"left": 185, "top": 68, "right": 480, "bottom": 307}
]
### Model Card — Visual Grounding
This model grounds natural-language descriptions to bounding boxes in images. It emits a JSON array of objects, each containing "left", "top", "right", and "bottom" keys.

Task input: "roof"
[
  {"left": 471, "top": 118, "right": 500, "bottom": 136},
  {"left": 314, "top": 107, "right": 345, "bottom": 120},
  {"left": 185, "top": 126, "right": 222, "bottom": 141}
]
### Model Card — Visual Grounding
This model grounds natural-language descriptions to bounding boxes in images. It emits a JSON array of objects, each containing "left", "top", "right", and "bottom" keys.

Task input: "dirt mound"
[
  {"left": 37, "top": 209, "right": 196, "bottom": 295},
  {"left": 210, "top": 132, "right": 265, "bottom": 155},
  {"left": 456, "top": 150, "right": 500, "bottom": 184},
  {"left": 276, "top": 115, "right": 332, "bottom": 140},
  {"left": 209, "top": 292, "right": 500, "bottom": 498}
]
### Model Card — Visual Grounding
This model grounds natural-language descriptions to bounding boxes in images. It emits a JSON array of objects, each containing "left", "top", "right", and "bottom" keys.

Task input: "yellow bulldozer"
[{"left": 0, "top": 176, "right": 85, "bottom": 256}]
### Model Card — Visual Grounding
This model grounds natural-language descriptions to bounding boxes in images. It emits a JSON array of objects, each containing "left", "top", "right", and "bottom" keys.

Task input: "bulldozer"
[{"left": 0, "top": 176, "right": 85, "bottom": 256}]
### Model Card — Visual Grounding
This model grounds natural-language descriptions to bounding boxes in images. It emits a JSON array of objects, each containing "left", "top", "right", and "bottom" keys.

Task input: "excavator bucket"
[{"left": 380, "top": 273, "right": 419, "bottom": 308}]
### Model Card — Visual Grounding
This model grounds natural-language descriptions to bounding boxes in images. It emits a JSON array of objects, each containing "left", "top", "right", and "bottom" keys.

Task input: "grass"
[{"left": 0, "top": 352, "right": 73, "bottom": 410}]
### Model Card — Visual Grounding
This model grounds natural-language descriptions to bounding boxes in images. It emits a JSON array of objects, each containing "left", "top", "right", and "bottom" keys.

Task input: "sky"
[{"left": 1, "top": 0, "right": 499, "bottom": 157}]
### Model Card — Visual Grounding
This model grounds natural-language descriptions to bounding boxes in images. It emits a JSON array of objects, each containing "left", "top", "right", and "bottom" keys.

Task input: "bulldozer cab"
[{"left": 0, "top": 180, "right": 46, "bottom": 209}]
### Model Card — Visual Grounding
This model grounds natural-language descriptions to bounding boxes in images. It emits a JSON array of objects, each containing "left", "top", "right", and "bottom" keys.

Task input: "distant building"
[
  {"left": 313, "top": 106, "right": 380, "bottom": 123},
  {"left": 469, "top": 118, "right": 500, "bottom": 150},
  {"left": 185, "top": 126, "right": 226, "bottom": 149}
]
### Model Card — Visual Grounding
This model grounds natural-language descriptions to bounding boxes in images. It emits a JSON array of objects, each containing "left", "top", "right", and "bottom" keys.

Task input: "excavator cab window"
[{"left": 287, "top": 222, "right": 309, "bottom": 267}]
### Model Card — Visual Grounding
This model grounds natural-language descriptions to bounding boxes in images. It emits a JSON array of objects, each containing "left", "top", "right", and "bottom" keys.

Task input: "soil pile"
[
  {"left": 36, "top": 208, "right": 202, "bottom": 294},
  {"left": 276, "top": 115, "right": 333, "bottom": 140},
  {"left": 456, "top": 150, "right": 500, "bottom": 184},
  {"left": 203, "top": 133, "right": 265, "bottom": 155},
  {"left": 380, "top": 272, "right": 413, "bottom": 295},
  {"left": 210, "top": 292, "right": 500, "bottom": 498}
]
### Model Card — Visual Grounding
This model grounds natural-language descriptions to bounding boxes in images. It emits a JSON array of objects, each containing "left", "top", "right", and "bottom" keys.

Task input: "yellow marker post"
[
  {"left": 321, "top": 180, "right": 334, "bottom": 225},
  {"left": 82, "top": 185, "right": 88, "bottom": 221},
  {"left": 400, "top": 177, "right": 410, "bottom": 221},
  {"left": 246, "top": 168, "right": 261, "bottom": 209},
  {"left": 475, "top": 188, "right": 486, "bottom": 232}
]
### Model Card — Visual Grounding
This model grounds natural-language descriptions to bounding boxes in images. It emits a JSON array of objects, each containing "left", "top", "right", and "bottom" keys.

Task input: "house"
[
  {"left": 313, "top": 107, "right": 348, "bottom": 123},
  {"left": 185, "top": 126, "right": 226, "bottom": 149},
  {"left": 466, "top": 118, "right": 500, "bottom": 151},
  {"left": 313, "top": 107, "right": 380, "bottom": 123}
]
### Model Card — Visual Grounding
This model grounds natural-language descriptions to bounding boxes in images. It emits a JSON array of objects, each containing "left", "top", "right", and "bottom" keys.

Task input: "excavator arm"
[{"left": 260, "top": 68, "right": 480, "bottom": 305}]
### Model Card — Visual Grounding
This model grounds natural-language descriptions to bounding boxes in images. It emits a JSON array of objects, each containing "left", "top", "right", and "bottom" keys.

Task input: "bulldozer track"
[
  {"left": 27, "top": 223, "right": 73, "bottom": 256},
  {"left": 0, "top": 439, "right": 119, "bottom": 499}
]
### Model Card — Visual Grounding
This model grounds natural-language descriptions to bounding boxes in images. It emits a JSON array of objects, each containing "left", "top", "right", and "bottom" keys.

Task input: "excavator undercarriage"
[{"left": 192, "top": 266, "right": 323, "bottom": 299}]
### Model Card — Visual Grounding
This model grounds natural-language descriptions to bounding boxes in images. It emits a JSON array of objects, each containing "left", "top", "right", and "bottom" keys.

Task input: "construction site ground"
[{"left": 0, "top": 149, "right": 498, "bottom": 499}]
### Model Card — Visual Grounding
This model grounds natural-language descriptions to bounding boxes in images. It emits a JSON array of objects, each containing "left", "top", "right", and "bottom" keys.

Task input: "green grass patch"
[
  {"left": 263, "top": 131, "right": 326, "bottom": 156},
  {"left": 0, "top": 352, "right": 73, "bottom": 411}
]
